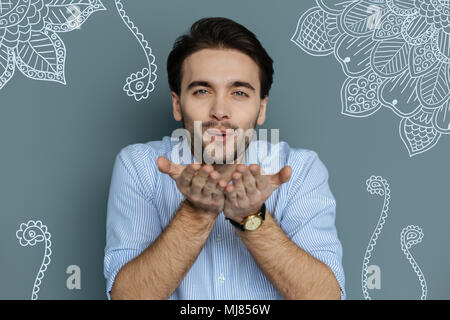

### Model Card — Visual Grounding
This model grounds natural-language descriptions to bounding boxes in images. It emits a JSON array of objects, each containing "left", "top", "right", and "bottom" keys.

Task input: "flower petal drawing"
[
  {"left": 432, "top": 100, "right": 450, "bottom": 133},
  {"left": 0, "top": 45, "right": 15, "bottom": 90},
  {"left": 386, "top": 0, "right": 418, "bottom": 17},
  {"left": 378, "top": 70, "right": 422, "bottom": 117},
  {"left": 399, "top": 110, "right": 441, "bottom": 156},
  {"left": 372, "top": 11, "right": 405, "bottom": 40},
  {"left": 341, "top": 72, "right": 383, "bottom": 117},
  {"left": 316, "top": 0, "right": 354, "bottom": 15},
  {"left": 409, "top": 43, "right": 439, "bottom": 77},
  {"left": 290, "top": 6, "right": 335, "bottom": 56},
  {"left": 436, "top": 29, "right": 450, "bottom": 60},
  {"left": 335, "top": 34, "right": 376, "bottom": 77},
  {"left": 401, "top": 14, "right": 435, "bottom": 46}
]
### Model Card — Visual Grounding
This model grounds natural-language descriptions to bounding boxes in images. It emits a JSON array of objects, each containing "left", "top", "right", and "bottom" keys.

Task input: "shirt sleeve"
[
  {"left": 103, "top": 144, "right": 163, "bottom": 300},
  {"left": 279, "top": 150, "right": 346, "bottom": 299}
]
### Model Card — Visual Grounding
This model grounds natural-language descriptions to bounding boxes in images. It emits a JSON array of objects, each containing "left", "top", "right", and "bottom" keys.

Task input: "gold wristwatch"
[{"left": 226, "top": 203, "right": 266, "bottom": 231}]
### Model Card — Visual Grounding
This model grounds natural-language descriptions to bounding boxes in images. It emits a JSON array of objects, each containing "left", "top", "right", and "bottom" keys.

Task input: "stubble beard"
[{"left": 180, "top": 106, "right": 258, "bottom": 165}]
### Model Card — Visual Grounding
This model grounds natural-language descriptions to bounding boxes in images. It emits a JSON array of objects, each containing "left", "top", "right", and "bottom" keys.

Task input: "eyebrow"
[{"left": 186, "top": 80, "right": 256, "bottom": 92}]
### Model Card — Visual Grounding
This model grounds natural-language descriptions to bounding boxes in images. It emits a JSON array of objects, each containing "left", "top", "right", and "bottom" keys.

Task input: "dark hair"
[{"left": 167, "top": 17, "right": 274, "bottom": 99}]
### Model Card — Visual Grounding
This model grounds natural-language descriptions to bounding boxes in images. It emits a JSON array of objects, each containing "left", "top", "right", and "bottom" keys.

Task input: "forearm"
[
  {"left": 110, "top": 200, "right": 218, "bottom": 299},
  {"left": 237, "top": 212, "right": 341, "bottom": 300}
]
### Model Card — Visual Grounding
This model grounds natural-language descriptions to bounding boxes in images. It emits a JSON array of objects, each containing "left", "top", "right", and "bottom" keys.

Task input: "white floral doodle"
[
  {"left": 291, "top": 0, "right": 450, "bottom": 156},
  {"left": 400, "top": 225, "right": 427, "bottom": 300},
  {"left": 361, "top": 175, "right": 390, "bottom": 300},
  {"left": 114, "top": 0, "right": 157, "bottom": 101},
  {"left": 16, "top": 220, "right": 52, "bottom": 300},
  {"left": 0, "top": 0, "right": 106, "bottom": 91}
]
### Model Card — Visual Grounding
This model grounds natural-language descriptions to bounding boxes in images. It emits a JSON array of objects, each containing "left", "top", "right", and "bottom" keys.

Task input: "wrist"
[
  {"left": 181, "top": 199, "right": 219, "bottom": 224},
  {"left": 226, "top": 203, "right": 266, "bottom": 232},
  {"left": 227, "top": 204, "right": 264, "bottom": 223}
]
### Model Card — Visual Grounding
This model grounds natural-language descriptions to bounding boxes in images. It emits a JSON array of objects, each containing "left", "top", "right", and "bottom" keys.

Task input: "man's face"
[{"left": 171, "top": 48, "right": 268, "bottom": 164}]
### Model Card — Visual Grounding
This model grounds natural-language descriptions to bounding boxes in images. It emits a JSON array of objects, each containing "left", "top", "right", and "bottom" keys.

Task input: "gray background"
[{"left": 1, "top": 0, "right": 448, "bottom": 299}]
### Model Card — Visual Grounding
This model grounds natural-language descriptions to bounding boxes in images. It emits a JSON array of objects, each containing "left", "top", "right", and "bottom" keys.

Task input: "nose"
[{"left": 209, "top": 95, "right": 230, "bottom": 121}]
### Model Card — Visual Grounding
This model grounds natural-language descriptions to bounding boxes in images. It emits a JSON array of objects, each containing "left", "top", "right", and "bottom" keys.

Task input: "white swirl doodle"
[
  {"left": 362, "top": 175, "right": 390, "bottom": 300},
  {"left": 16, "top": 220, "right": 52, "bottom": 300},
  {"left": 114, "top": 0, "right": 157, "bottom": 101},
  {"left": 0, "top": 0, "right": 106, "bottom": 91},
  {"left": 291, "top": 0, "right": 450, "bottom": 156},
  {"left": 400, "top": 225, "right": 427, "bottom": 300}
]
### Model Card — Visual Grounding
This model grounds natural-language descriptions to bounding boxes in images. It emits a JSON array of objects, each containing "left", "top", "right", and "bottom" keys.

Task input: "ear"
[
  {"left": 256, "top": 95, "right": 268, "bottom": 126},
  {"left": 171, "top": 91, "right": 183, "bottom": 122}
]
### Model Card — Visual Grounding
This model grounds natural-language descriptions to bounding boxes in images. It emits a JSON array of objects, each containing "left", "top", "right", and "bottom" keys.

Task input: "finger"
[
  {"left": 217, "top": 179, "right": 228, "bottom": 193},
  {"left": 191, "top": 165, "right": 213, "bottom": 197},
  {"left": 238, "top": 165, "right": 257, "bottom": 196},
  {"left": 224, "top": 184, "right": 238, "bottom": 206},
  {"left": 157, "top": 156, "right": 185, "bottom": 180},
  {"left": 231, "top": 172, "right": 246, "bottom": 199},
  {"left": 179, "top": 163, "right": 201, "bottom": 188},
  {"left": 211, "top": 180, "right": 225, "bottom": 202},
  {"left": 250, "top": 164, "right": 269, "bottom": 190},
  {"left": 202, "top": 170, "right": 220, "bottom": 198},
  {"left": 269, "top": 166, "right": 292, "bottom": 189}
]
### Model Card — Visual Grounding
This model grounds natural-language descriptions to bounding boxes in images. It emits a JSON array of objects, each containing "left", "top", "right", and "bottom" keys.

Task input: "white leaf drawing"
[
  {"left": 45, "top": 0, "right": 106, "bottom": 32},
  {"left": 371, "top": 37, "right": 410, "bottom": 77},
  {"left": 418, "top": 62, "right": 450, "bottom": 108},
  {"left": 340, "top": 0, "right": 388, "bottom": 37},
  {"left": 15, "top": 29, "right": 66, "bottom": 84}
]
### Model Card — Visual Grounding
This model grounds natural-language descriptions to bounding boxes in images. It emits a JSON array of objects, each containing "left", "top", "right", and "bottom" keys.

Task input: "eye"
[
  {"left": 193, "top": 89, "right": 208, "bottom": 96},
  {"left": 234, "top": 91, "right": 249, "bottom": 97}
]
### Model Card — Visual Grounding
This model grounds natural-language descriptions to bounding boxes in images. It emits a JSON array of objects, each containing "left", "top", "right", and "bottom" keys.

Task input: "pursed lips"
[{"left": 205, "top": 128, "right": 235, "bottom": 141}]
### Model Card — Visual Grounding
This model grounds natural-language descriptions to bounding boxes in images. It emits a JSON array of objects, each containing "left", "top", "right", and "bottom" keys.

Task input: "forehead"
[{"left": 181, "top": 48, "right": 260, "bottom": 88}]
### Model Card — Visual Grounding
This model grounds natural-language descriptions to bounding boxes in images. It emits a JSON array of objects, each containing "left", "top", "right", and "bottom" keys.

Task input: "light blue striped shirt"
[{"left": 104, "top": 135, "right": 346, "bottom": 299}]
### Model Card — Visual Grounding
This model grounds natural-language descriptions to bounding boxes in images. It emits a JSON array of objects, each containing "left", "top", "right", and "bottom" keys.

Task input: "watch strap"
[{"left": 226, "top": 203, "right": 266, "bottom": 231}]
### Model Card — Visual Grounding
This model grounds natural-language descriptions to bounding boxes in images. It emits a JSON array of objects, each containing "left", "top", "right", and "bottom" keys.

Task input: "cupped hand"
[
  {"left": 223, "top": 164, "right": 292, "bottom": 222},
  {"left": 157, "top": 156, "right": 227, "bottom": 215}
]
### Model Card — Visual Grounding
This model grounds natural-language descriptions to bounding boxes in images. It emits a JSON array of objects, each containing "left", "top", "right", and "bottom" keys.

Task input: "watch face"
[{"left": 244, "top": 216, "right": 262, "bottom": 231}]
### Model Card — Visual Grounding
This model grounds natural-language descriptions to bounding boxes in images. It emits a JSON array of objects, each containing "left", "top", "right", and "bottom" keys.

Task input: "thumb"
[
  {"left": 269, "top": 166, "right": 292, "bottom": 189},
  {"left": 157, "top": 156, "right": 184, "bottom": 179}
]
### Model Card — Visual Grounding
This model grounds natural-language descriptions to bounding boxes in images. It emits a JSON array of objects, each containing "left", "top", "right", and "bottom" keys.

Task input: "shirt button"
[
  {"left": 216, "top": 235, "right": 222, "bottom": 243},
  {"left": 218, "top": 274, "right": 226, "bottom": 282}
]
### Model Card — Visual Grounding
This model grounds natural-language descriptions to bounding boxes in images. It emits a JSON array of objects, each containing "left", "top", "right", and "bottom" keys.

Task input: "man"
[{"left": 104, "top": 17, "right": 345, "bottom": 300}]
